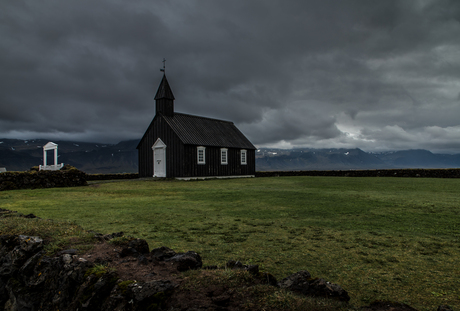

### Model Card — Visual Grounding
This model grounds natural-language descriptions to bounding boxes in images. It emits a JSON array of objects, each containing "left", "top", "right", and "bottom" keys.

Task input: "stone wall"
[
  {"left": 255, "top": 168, "right": 460, "bottom": 178},
  {"left": 0, "top": 169, "right": 87, "bottom": 191},
  {"left": 86, "top": 168, "right": 460, "bottom": 181},
  {"left": 86, "top": 173, "right": 139, "bottom": 181},
  {"left": 3, "top": 168, "right": 459, "bottom": 191}
]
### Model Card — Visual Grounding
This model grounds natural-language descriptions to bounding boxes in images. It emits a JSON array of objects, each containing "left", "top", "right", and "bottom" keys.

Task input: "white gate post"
[
  {"left": 43, "top": 148, "right": 47, "bottom": 167},
  {"left": 54, "top": 148, "right": 58, "bottom": 166}
]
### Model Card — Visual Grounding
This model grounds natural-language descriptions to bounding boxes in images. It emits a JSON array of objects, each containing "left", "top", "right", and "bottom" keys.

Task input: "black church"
[{"left": 137, "top": 74, "right": 256, "bottom": 179}]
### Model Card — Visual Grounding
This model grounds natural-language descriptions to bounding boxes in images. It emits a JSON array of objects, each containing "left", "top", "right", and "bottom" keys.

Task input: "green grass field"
[{"left": 1, "top": 176, "right": 459, "bottom": 310}]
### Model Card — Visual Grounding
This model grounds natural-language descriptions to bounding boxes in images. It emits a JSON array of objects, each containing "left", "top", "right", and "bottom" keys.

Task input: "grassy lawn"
[{"left": 1, "top": 176, "right": 459, "bottom": 310}]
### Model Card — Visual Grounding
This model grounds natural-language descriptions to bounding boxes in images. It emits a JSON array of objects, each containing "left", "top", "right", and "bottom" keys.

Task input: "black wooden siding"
[
  {"left": 138, "top": 113, "right": 255, "bottom": 178},
  {"left": 138, "top": 115, "right": 184, "bottom": 178},
  {"left": 138, "top": 115, "right": 256, "bottom": 178},
  {"left": 180, "top": 145, "right": 255, "bottom": 177},
  {"left": 156, "top": 98, "right": 174, "bottom": 117}
]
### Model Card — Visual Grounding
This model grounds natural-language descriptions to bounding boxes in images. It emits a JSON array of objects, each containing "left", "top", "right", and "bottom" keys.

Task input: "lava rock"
[
  {"left": 166, "top": 251, "right": 202, "bottom": 272},
  {"left": 308, "top": 278, "right": 350, "bottom": 302},
  {"left": 226, "top": 260, "right": 259, "bottom": 274},
  {"left": 137, "top": 255, "right": 149, "bottom": 265},
  {"left": 278, "top": 270, "right": 312, "bottom": 294},
  {"left": 128, "top": 238, "right": 150, "bottom": 254},
  {"left": 120, "top": 247, "right": 139, "bottom": 258},
  {"left": 128, "top": 280, "right": 177, "bottom": 309},
  {"left": 279, "top": 270, "right": 350, "bottom": 302},
  {"left": 150, "top": 246, "right": 176, "bottom": 261},
  {"left": 259, "top": 272, "right": 278, "bottom": 286},
  {"left": 120, "top": 238, "right": 149, "bottom": 258},
  {"left": 226, "top": 260, "right": 244, "bottom": 269}
]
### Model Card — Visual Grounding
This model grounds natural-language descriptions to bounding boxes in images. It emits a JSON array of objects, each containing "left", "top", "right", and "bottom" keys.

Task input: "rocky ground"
[
  {"left": 0, "top": 232, "right": 351, "bottom": 310},
  {"left": 0, "top": 210, "right": 455, "bottom": 311}
]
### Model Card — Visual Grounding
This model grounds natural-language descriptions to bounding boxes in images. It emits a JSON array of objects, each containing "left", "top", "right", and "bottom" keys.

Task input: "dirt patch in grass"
[
  {"left": 71, "top": 241, "right": 352, "bottom": 311},
  {"left": 81, "top": 242, "right": 183, "bottom": 284}
]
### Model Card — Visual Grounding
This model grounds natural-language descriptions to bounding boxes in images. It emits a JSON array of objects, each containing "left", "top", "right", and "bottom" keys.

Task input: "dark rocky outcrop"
[
  {"left": 278, "top": 270, "right": 350, "bottom": 302},
  {"left": 166, "top": 251, "right": 203, "bottom": 272},
  {"left": 120, "top": 238, "right": 150, "bottom": 258},
  {"left": 0, "top": 234, "right": 177, "bottom": 311},
  {"left": 150, "top": 246, "right": 177, "bottom": 261},
  {"left": 3, "top": 233, "right": 449, "bottom": 311}
]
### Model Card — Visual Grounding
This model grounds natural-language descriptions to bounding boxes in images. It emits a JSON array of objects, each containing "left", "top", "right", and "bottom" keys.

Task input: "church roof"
[
  {"left": 162, "top": 113, "right": 256, "bottom": 149},
  {"left": 137, "top": 112, "right": 256, "bottom": 150},
  {"left": 154, "top": 74, "right": 175, "bottom": 100}
]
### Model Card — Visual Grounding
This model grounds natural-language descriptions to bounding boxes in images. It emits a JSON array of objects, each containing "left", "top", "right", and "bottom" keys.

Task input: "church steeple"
[{"left": 155, "top": 74, "right": 175, "bottom": 117}]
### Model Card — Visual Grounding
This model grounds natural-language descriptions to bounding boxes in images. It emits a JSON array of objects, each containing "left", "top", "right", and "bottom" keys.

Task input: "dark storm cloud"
[{"left": 1, "top": 0, "right": 460, "bottom": 152}]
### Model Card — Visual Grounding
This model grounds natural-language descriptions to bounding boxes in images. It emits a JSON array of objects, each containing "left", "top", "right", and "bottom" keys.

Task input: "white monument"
[
  {"left": 0, "top": 168, "right": 6, "bottom": 173},
  {"left": 39, "top": 142, "right": 64, "bottom": 171}
]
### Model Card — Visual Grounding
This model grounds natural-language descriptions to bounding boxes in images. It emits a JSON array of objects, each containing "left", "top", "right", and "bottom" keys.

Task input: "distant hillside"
[
  {"left": 2, "top": 139, "right": 460, "bottom": 173},
  {"left": 373, "top": 149, "right": 460, "bottom": 168},
  {"left": 255, "top": 148, "right": 460, "bottom": 171},
  {"left": 256, "top": 148, "right": 385, "bottom": 171}
]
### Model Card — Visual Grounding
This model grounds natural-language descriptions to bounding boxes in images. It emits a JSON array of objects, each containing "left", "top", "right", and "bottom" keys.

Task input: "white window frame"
[
  {"left": 197, "top": 146, "right": 206, "bottom": 164},
  {"left": 241, "top": 149, "right": 247, "bottom": 165},
  {"left": 221, "top": 148, "right": 228, "bottom": 165}
]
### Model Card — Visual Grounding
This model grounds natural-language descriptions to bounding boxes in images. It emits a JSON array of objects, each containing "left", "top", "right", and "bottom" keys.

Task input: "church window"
[
  {"left": 197, "top": 146, "right": 206, "bottom": 164},
  {"left": 241, "top": 149, "right": 247, "bottom": 165},
  {"left": 221, "top": 148, "right": 228, "bottom": 165}
]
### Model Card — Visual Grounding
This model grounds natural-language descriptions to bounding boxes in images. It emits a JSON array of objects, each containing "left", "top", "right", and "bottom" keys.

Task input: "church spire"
[
  {"left": 154, "top": 74, "right": 175, "bottom": 101},
  {"left": 155, "top": 73, "right": 175, "bottom": 117}
]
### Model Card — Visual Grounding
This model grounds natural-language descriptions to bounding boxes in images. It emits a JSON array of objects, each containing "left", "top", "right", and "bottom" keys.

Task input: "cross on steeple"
[{"left": 160, "top": 58, "right": 166, "bottom": 73}]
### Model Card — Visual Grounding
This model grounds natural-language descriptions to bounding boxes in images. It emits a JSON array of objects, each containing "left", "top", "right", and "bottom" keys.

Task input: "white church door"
[{"left": 152, "top": 138, "right": 166, "bottom": 177}]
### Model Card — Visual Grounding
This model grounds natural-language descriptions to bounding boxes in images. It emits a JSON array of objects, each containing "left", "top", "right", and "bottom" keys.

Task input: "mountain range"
[
  {"left": 1, "top": 138, "right": 460, "bottom": 173},
  {"left": 255, "top": 148, "right": 460, "bottom": 171}
]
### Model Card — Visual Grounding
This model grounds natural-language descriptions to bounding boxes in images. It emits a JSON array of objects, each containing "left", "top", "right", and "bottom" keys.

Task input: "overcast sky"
[{"left": 1, "top": 0, "right": 460, "bottom": 153}]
